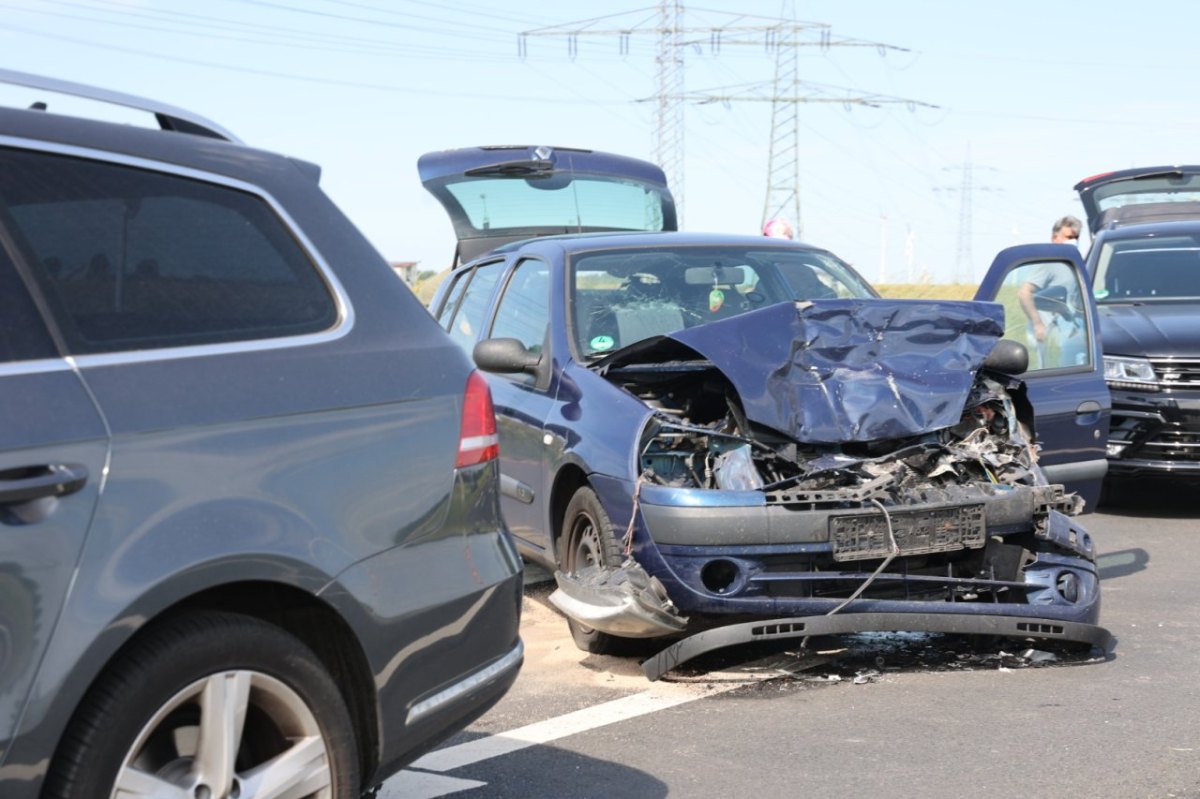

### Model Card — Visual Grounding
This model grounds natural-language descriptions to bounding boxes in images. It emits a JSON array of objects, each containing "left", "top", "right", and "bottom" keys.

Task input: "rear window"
[
  {"left": 444, "top": 176, "right": 668, "bottom": 232},
  {"left": 1095, "top": 173, "right": 1200, "bottom": 212},
  {"left": 0, "top": 147, "right": 337, "bottom": 354}
]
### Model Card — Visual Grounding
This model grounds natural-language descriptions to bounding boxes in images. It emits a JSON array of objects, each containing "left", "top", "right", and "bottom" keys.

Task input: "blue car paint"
[
  {"left": 602, "top": 299, "right": 1008, "bottom": 444},
  {"left": 975, "top": 244, "right": 1111, "bottom": 507},
  {"left": 423, "top": 141, "right": 1111, "bottom": 650}
]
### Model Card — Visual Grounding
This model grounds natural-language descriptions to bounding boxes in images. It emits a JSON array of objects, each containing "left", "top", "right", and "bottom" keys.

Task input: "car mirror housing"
[
  {"left": 474, "top": 337, "right": 542, "bottom": 375},
  {"left": 984, "top": 339, "right": 1029, "bottom": 375}
]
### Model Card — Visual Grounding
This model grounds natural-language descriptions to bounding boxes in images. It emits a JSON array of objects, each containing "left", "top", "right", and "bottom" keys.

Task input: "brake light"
[
  {"left": 456, "top": 370, "right": 499, "bottom": 468},
  {"left": 1078, "top": 171, "right": 1113, "bottom": 186}
]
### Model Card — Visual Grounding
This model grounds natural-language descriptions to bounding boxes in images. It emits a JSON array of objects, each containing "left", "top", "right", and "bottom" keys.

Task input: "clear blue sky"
[{"left": 2, "top": 0, "right": 1198, "bottom": 284}]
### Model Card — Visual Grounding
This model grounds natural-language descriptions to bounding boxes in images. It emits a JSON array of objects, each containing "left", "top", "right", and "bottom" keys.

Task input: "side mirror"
[
  {"left": 984, "top": 339, "right": 1029, "bottom": 375},
  {"left": 473, "top": 337, "right": 542, "bottom": 375}
]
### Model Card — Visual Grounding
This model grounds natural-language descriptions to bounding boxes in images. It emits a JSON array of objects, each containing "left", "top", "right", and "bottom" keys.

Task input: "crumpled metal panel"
[{"left": 610, "top": 300, "right": 1006, "bottom": 444}]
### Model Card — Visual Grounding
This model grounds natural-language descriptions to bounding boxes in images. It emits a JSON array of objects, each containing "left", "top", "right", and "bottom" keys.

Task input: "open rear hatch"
[
  {"left": 1076, "top": 165, "right": 1200, "bottom": 234},
  {"left": 418, "top": 145, "right": 677, "bottom": 265}
]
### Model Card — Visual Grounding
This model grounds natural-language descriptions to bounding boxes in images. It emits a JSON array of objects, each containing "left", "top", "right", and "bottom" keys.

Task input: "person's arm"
[{"left": 1017, "top": 280, "right": 1047, "bottom": 342}]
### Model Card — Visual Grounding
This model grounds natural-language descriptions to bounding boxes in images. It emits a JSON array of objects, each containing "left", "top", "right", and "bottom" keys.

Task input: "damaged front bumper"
[
  {"left": 549, "top": 561, "right": 689, "bottom": 638},
  {"left": 642, "top": 609, "right": 1114, "bottom": 681}
]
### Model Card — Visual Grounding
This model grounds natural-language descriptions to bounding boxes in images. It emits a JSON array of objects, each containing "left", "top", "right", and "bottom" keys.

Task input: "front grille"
[
  {"left": 1140, "top": 429, "right": 1200, "bottom": 462},
  {"left": 1150, "top": 358, "right": 1200, "bottom": 388}
]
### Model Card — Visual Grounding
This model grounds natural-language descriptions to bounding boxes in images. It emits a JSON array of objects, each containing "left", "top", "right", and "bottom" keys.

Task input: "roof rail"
[{"left": 0, "top": 68, "right": 241, "bottom": 144}]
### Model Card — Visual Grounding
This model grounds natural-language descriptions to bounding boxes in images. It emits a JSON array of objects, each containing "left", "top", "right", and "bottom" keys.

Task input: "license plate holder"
[{"left": 831, "top": 504, "right": 986, "bottom": 562}]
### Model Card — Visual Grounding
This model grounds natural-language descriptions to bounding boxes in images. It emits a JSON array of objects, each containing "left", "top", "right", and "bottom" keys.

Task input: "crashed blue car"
[{"left": 423, "top": 146, "right": 1112, "bottom": 679}]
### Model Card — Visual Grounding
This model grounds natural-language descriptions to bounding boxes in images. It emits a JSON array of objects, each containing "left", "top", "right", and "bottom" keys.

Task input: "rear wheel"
[
  {"left": 44, "top": 610, "right": 360, "bottom": 799},
  {"left": 559, "top": 486, "right": 628, "bottom": 655}
]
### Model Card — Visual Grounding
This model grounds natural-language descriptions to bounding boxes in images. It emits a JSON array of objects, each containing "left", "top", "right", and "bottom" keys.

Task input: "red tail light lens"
[{"left": 456, "top": 370, "right": 499, "bottom": 468}]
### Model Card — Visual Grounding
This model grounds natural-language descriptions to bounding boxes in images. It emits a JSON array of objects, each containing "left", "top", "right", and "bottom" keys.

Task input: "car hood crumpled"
[{"left": 598, "top": 299, "right": 1006, "bottom": 444}]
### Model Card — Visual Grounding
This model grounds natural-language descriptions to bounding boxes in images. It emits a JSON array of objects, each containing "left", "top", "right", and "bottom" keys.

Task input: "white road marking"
[
  {"left": 382, "top": 653, "right": 821, "bottom": 797},
  {"left": 411, "top": 680, "right": 735, "bottom": 773},
  {"left": 376, "top": 771, "right": 485, "bottom": 799}
]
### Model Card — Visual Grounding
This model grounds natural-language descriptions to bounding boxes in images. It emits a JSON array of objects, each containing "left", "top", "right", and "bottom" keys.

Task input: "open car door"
[
  {"left": 975, "top": 244, "right": 1110, "bottom": 509},
  {"left": 418, "top": 145, "right": 677, "bottom": 266}
]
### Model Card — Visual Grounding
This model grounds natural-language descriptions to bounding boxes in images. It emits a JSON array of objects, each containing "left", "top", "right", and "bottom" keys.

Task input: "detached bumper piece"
[
  {"left": 641, "top": 611, "right": 1113, "bottom": 681},
  {"left": 550, "top": 561, "right": 688, "bottom": 638}
]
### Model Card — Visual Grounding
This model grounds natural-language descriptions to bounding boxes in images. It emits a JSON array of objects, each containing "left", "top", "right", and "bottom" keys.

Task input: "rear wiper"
[{"left": 464, "top": 159, "right": 553, "bottom": 177}]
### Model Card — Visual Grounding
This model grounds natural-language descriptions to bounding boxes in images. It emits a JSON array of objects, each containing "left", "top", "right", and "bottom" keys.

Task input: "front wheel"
[
  {"left": 44, "top": 610, "right": 360, "bottom": 799},
  {"left": 558, "top": 486, "right": 630, "bottom": 655}
]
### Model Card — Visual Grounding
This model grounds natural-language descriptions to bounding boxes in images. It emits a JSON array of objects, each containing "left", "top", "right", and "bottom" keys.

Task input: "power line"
[{"left": 519, "top": 3, "right": 934, "bottom": 234}]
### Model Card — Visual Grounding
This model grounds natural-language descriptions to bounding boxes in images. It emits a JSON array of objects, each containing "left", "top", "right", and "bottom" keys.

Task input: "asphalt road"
[{"left": 383, "top": 482, "right": 1199, "bottom": 799}]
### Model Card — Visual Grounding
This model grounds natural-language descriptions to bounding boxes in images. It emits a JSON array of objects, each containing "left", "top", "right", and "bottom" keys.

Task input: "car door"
[
  {"left": 976, "top": 243, "right": 1111, "bottom": 510},
  {"left": 0, "top": 244, "right": 108, "bottom": 763},
  {"left": 479, "top": 257, "right": 557, "bottom": 555}
]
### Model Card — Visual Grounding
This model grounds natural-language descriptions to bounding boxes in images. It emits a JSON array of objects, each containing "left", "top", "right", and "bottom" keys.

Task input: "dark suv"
[
  {"left": 1077, "top": 166, "right": 1200, "bottom": 481},
  {"left": 0, "top": 70, "right": 522, "bottom": 798}
]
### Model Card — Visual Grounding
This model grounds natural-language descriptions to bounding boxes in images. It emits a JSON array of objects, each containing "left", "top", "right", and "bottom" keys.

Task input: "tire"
[
  {"left": 558, "top": 486, "right": 629, "bottom": 655},
  {"left": 44, "top": 610, "right": 360, "bottom": 799}
]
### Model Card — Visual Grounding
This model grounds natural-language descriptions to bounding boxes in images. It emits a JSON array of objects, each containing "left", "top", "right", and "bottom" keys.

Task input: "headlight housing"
[{"left": 1103, "top": 355, "right": 1158, "bottom": 391}]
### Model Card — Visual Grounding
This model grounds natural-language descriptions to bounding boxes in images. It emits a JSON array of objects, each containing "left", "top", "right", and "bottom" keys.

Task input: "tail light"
[{"left": 456, "top": 370, "right": 499, "bottom": 468}]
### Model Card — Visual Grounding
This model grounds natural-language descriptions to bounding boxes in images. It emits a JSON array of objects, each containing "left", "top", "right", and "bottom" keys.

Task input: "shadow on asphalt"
[
  {"left": 1097, "top": 547, "right": 1150, "bottom": 581},
  {"left": 1098, "top": 479, "right": 1200, "bottom": 517},
  {"left": 456, "top": 746, "right": 668, "bottom": 799}
]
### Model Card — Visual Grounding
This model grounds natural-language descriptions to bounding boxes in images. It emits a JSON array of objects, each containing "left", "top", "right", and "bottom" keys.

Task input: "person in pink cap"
[{"left": 762, "top": 217, "right": 794, "bottom": 239}]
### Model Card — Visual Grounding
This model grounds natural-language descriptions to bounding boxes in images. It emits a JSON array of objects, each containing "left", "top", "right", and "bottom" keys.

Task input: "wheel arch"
[
  {"left": 548, "top": 463, "right": 590, "bottom": 565},
  {"left": 41, "top": 580, "right": 379, "bottom": 793}
]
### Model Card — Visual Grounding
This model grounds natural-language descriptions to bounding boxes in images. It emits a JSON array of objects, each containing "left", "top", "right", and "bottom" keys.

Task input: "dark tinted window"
[
  {"left": 435, "top": 269, "right": 470, "bottom": 326},
  {"left": 445, "top": 260, "right": 504, "bottom": 352},
  {"left": 0, "top": 148, "right": 337, "bottom": 354},
  {"left": 489, "top": 259, "right": 550, "bottom": 353},
  {"left": 0, "top": 246, "right": 57, "bottom": 363}
]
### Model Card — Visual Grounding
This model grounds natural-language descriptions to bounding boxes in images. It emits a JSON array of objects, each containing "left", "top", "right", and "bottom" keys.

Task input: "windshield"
[
  {"left": 1093, "top": 236, "right": 1200, "bottom": 302},
  {"left": 570, "top": 245, "right": 875, "bottom": 359},
  {"left": 444, "top": 176, "right": 667, "bottom": 233}
]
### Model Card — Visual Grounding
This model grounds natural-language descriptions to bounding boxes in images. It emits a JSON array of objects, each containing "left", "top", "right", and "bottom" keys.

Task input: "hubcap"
[
  {"left": 569, "top": 512, "right": 603, "bottom": 573},
  {"left": 111, "top": 670, "right": 333, "bottom": 799}
]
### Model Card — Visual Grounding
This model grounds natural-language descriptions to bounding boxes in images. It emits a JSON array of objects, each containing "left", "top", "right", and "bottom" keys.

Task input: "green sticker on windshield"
[
  {"left": 1093, "top": 288, "right": 1109, "bottom": 299},
  {"left": 590, "top": 335, "right": 615, "bottom": 351}
]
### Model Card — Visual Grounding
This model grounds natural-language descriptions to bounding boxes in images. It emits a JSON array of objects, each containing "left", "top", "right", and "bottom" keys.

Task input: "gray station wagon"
[{"left": 0, "top": 70, "right": 522, "bottom": 799}]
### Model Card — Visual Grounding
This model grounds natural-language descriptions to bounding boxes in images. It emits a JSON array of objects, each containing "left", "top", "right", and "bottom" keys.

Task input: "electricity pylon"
[
  {"left": 519, "top": 4, "right": 934, "bottom": 230},
  {"left": 935, "top": 144, "right": 999, "bottom": 283}
]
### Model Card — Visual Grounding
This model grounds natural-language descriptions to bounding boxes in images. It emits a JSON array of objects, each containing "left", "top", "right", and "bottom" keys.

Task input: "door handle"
[
  {"left": 0, "top": 464, "right": 89, "bottom": 505},
  {"left": 1074, "top": 400, "right": 1104, "bottom": 426}
]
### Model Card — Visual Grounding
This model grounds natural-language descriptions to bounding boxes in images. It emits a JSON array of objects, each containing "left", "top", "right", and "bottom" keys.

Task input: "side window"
[
  {"left": 999, "top": 260, "right": 1091, "bottom": 372},
  {"left": 0, "top": 147, "right": 337, "bottom": 355},
  {"left": 0, "top": 245, "right": 57, "bottom": 363},
  {"left": 435, "top": 270, "right": 471, "bottom": 327},
  {"left": 445, "top": 260, "right": 504, "bottom": 352},
  {"left": 489, "top": 259, "right": 550, "bottom": 354}
]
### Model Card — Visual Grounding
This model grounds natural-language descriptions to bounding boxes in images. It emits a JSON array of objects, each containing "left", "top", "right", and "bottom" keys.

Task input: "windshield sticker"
[{"left": 590, "top": 335, "right": 615, "bottom": 351}]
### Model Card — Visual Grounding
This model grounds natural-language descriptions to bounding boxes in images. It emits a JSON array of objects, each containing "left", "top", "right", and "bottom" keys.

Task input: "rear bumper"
[{"left": 642, "top": 610, "right": 1113, "bottom": 680}]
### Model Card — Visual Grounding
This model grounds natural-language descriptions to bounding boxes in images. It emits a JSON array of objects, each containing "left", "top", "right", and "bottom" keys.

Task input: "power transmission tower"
[
  {"left": 935, "top": 144, "right": 998, "bottom": 283},
  {"left": 654, "top": 0, "right": 684, "bottom": 214},
  {"left": 519, "top": 6, "right": 933, "bottom": 231}
]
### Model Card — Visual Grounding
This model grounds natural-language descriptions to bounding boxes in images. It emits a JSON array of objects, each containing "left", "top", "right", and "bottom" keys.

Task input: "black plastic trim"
[{"left": 641, "top": 611, "right": 1113, "bottom": 681}]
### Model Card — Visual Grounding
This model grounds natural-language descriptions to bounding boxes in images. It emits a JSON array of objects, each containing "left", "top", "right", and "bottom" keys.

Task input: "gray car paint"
[{"left": 0, "top": 103, "right": 522, "bottom": 795}]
